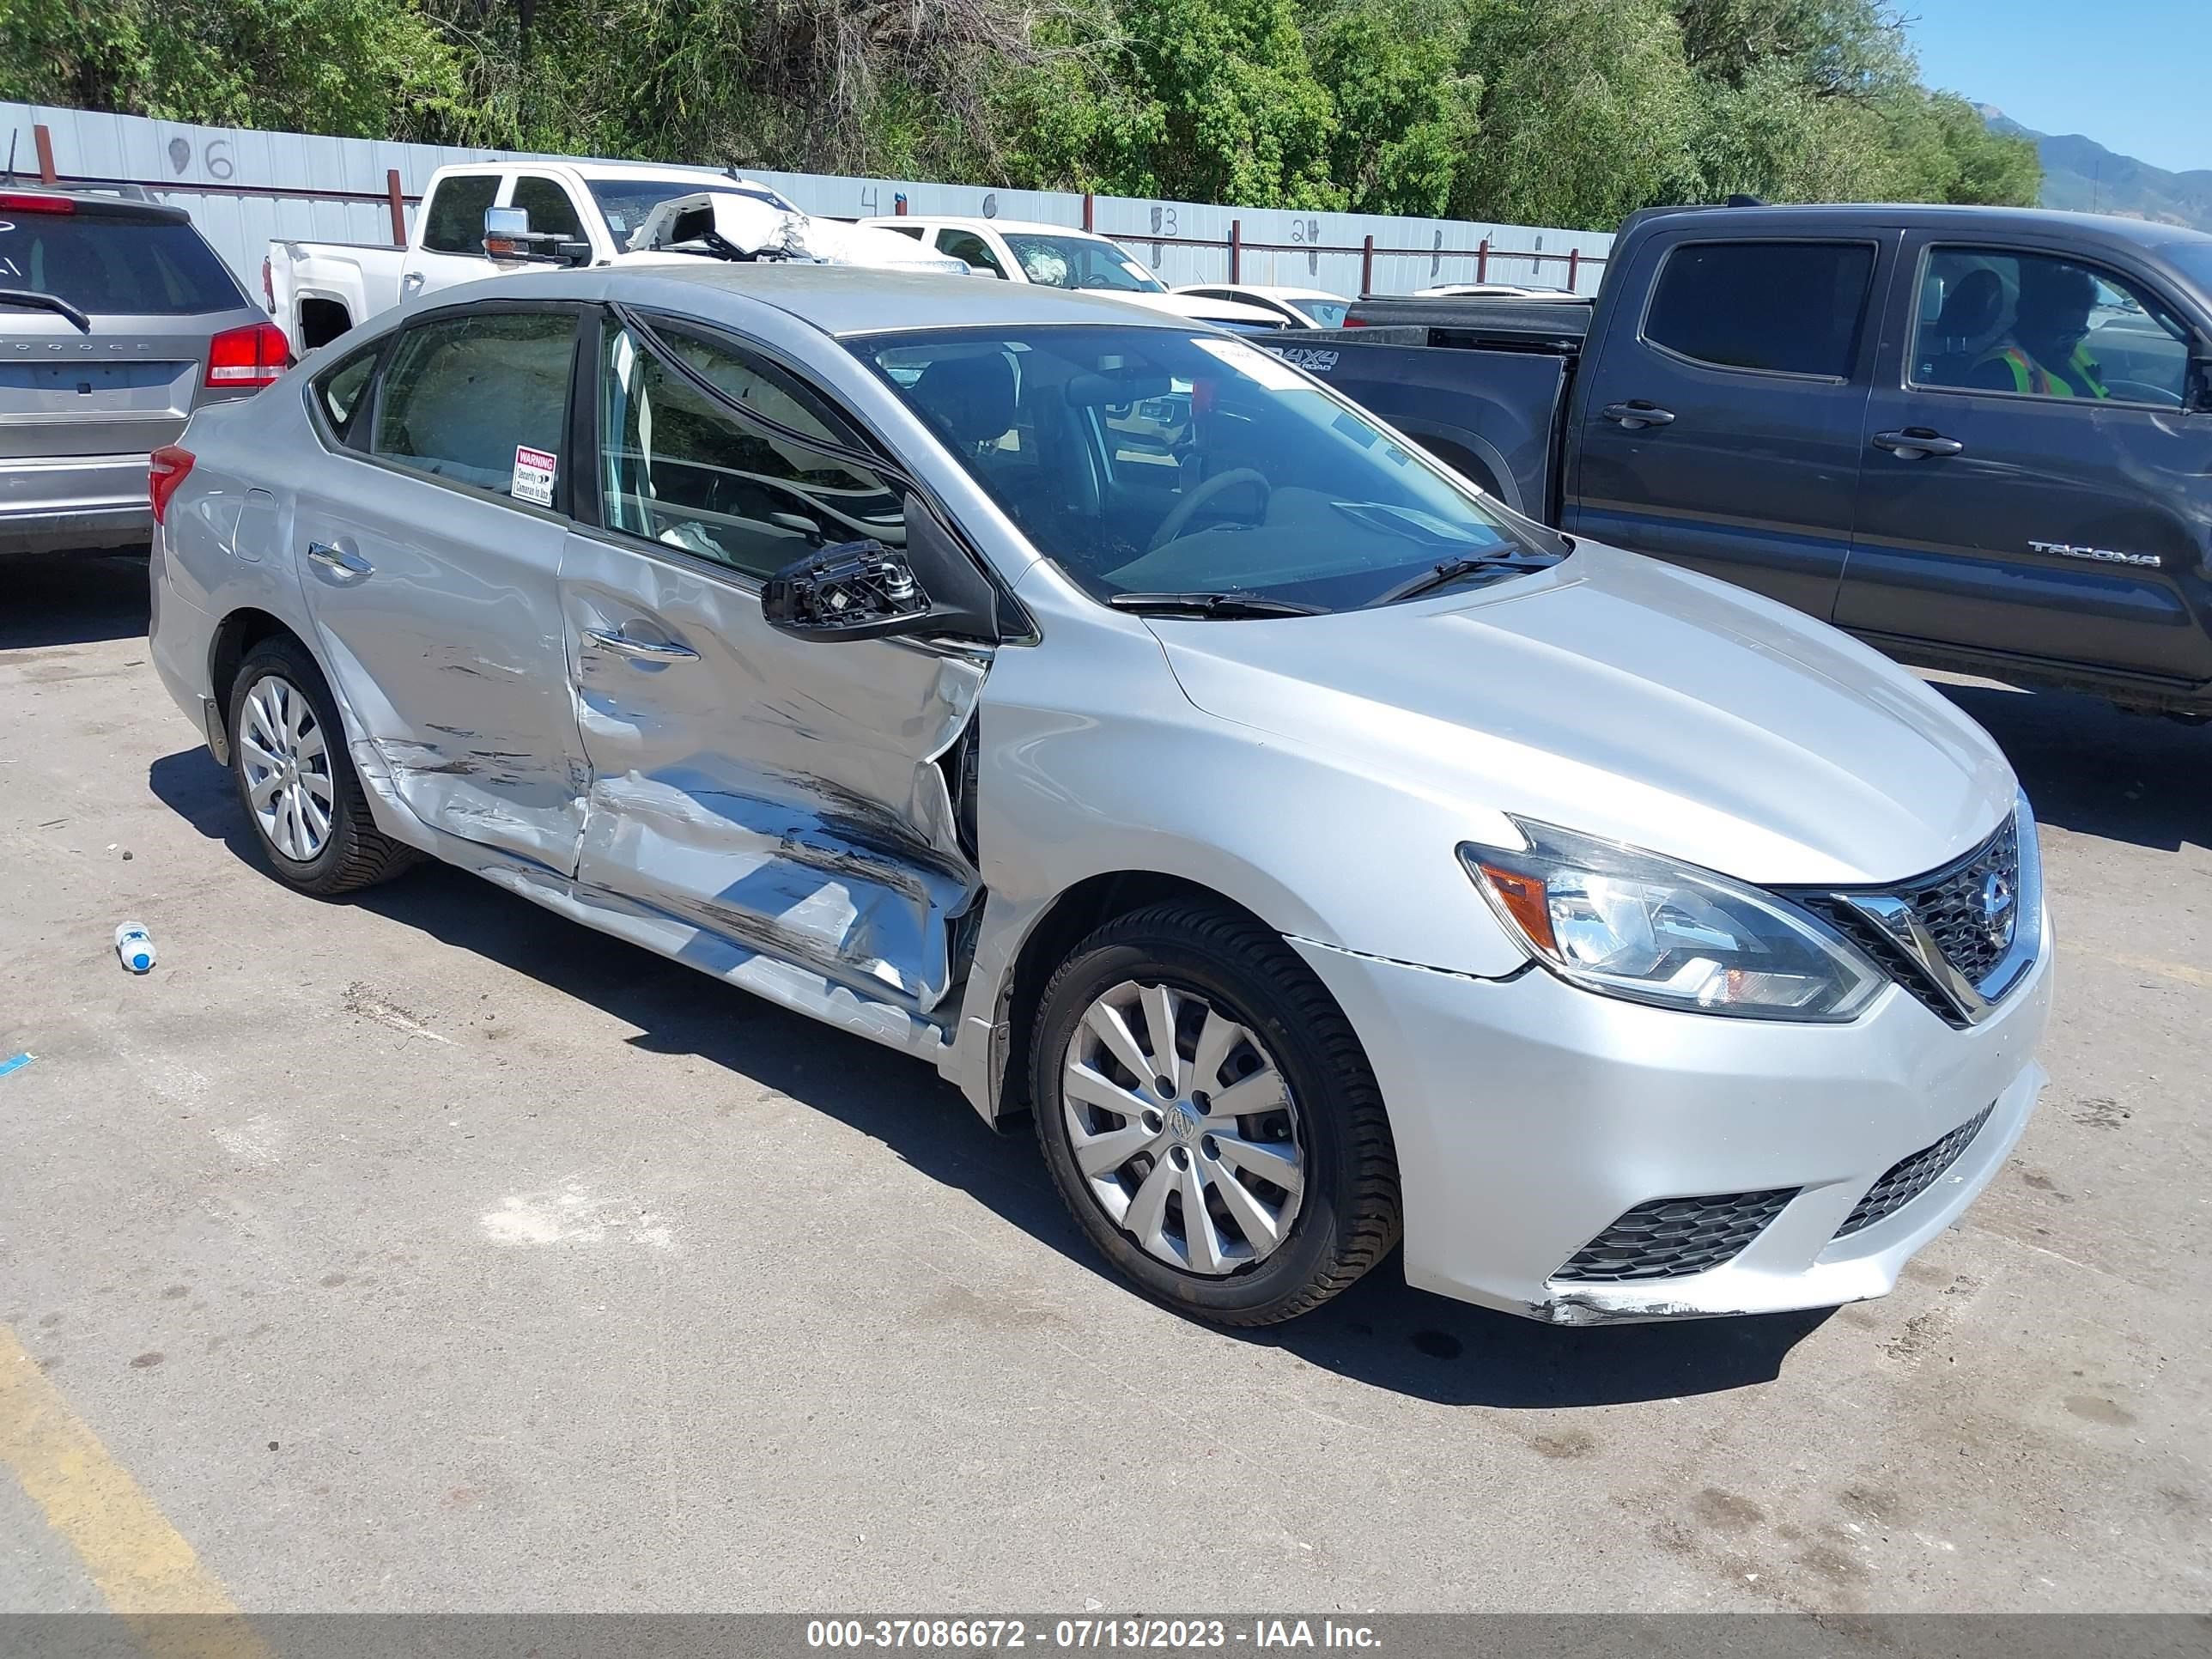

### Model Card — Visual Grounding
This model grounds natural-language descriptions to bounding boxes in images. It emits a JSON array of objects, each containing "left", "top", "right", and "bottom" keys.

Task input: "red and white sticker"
[{"left": 512, "top": 445, "right": 557, "bottom": 507}]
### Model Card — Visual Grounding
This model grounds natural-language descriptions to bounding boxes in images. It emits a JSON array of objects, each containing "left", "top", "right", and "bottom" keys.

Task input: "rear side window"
[
  {"left": 0, "top": 214, "right": 244, "bottom": 315},
  {"left": 313, "top": 343, "right": 380, "bottom": 444},
  {"left": 372, "top": 310, "right": 576, "bottom": 501},
  {"left": 1644, "top": 241, "right": 1875, "bottom": 380},
  {"left": 419, "top": 175, "right": 501, "bottom": 256},
  {"left": 509, "top": 176, "right": 586, "bottom": 241}
]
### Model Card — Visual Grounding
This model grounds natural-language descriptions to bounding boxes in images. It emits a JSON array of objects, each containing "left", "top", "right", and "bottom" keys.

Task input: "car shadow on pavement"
[
  {"left": 149, "top": 742, "right": 1830, "bottom": 1408},
  {"left": 1934, "top": 679, "right": 2208, "bottom": 854},
  {"left": 0, "top": 550, "right": 151, "bottom": 651}
]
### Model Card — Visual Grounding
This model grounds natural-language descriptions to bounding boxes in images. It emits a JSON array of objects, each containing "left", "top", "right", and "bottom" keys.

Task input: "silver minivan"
[
  {"left": 2, "top": 186, "right": 283, "bottom": 556},
  {"left": 148, "top": 264, "right": 2052, "bottom": 1328}
]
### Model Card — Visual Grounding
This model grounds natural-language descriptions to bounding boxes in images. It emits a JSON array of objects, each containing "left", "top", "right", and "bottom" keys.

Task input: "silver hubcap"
[
  {"left": 239, "top": 675, "right": 334, "bottom": 861},
  {"left": 1061, "top": 980, "right": 1304, "bottom": 1276}
]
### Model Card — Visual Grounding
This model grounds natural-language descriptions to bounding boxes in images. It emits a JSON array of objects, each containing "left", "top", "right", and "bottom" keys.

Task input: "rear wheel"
[
  {"left": 1032, "top": 902, "right": 1401, "bottom": 1325},
  {"left": 226, "top": 636, "right": 418, "bottom": 896}
]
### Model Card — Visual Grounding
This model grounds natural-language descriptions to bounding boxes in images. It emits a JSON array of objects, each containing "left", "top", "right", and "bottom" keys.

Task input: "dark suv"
[{"left": 3, "top": 187, "right": 287, "bottom": 556}]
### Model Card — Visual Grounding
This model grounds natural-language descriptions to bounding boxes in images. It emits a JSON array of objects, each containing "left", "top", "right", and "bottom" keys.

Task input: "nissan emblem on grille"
[
  {"left": 1981, "top": 869, "right": 2015, "bottom": 954},
  {"left": 1786, "top": 808, "right": 2038, "bottom": 1028}
]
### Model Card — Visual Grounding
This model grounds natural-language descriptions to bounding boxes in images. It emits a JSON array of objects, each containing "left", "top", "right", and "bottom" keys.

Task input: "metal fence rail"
[{"left": 3, "top": 103, "right": 1612, "bottom": 299}]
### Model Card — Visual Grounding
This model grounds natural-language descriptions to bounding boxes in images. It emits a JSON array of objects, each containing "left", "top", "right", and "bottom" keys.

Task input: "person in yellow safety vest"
[{"left": 1971, "top": 261, "right": 2109, "bottom": 398}]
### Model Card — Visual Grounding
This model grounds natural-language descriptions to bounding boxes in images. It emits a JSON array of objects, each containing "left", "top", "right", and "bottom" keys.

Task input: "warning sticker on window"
[{"left": 512, "top": 445, "right": 557, "bottom": 507}]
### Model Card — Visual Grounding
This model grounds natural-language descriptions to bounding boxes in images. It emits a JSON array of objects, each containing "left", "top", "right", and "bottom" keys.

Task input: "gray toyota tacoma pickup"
[{"left": 1287, "top": 203, "right": 2212, "bottom": 716}]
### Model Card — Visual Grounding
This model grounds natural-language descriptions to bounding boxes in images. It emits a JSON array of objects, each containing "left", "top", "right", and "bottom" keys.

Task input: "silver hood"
[{"left": 1151, "top": 542, "right": 2018, "bottom": 887}]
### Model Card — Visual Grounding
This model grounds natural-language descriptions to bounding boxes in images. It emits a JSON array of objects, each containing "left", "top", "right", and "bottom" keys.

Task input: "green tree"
[
  {"left": 1453, "top": 0, "right": 1701, "bottom": 230},
  {"left": 2, "top": 0, "right": 469, "bottom": 142},
  {"left": 1308, "top": 0, "right": 1482, "bottom": 216}
]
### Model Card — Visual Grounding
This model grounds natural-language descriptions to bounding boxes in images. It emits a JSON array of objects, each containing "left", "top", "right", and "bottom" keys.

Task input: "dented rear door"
[
  {"left": 293, "top": 303, "right": 590, "bottom": 872},
  {"left": 562, "top": 313, "right": 985, "bottom": 1020}
]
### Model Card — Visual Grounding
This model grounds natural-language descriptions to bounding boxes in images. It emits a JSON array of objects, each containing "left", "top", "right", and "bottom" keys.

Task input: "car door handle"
[
  {"left": 305, "top": 541, "right": 371, "bottom": 581},
  {"left": 1601, "top": 402, "right": 1675, "bottom": 428},
  {"left": 400, "top": 272, "right": 425, "bottom": 295},
  {"left": 1872, "top": 428, "right": 1965, "bottom": 459},
  {"left": 583, "top": 628, "right": 698, "bottom": 663}
]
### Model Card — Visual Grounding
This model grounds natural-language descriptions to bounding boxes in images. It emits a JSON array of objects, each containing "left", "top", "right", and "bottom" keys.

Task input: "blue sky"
[{"left": 1907, "top": 0, "right": 2209, "bottom": 175}]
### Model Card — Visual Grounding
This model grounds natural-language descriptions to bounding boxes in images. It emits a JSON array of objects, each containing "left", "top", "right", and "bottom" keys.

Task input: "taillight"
[
  {"left": 149, "top": 446, "right": 195, "bottom": 525},
  {"left": 1343, "top": 316, "right": 1367, "bottom": 328},
  {"left": 0, "top": 191, "right": 74, "bottom": 214},
  {"left": 204, "top": 320, "right": 291, "bottom": 389}
]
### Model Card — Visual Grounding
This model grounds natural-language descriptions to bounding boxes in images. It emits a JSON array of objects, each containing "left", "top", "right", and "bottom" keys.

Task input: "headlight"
[{"left": 1460, "top": 819, "right": 1885, "bottom": 1021}]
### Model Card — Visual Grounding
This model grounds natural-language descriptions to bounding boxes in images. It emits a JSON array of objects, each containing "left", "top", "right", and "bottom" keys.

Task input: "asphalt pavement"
[{"left": 1, "top": 551, "right": 2206, "bottom": 1613}]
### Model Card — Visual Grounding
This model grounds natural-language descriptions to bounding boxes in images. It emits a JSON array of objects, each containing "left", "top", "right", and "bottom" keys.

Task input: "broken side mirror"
[{"left": 761, "top": 495, "right": 999, "bottom": 644}]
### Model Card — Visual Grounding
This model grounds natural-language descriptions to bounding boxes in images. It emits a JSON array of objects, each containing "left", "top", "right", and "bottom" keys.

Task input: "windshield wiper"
[
  {"left": 0, "top": 289, "right": 92, "bottom": 334},
  {"left": 1109, "top": 590, "right": 1325, "bottom": 618},
  {"left": 1368, "top": 550, "right": 1552, "bottom": 607}
]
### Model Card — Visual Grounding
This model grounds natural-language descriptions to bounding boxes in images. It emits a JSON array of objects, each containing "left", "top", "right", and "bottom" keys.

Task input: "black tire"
[
  {"left": 1031, "top": 901, "right": 1401, "bottom": 1326},
  {"left": 225, "top": 635, "right": 420, "bottom": 897}
]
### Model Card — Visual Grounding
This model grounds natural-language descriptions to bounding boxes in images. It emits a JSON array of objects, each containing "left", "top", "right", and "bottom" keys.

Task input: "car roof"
[
  {"left": 454, "top": 159, "right": 783, "bottom": 191},
  {"left": 502, "top": 261, "right": 1203, "bottom": 337},
  {"left": 1188, "top": 283, "right": 1346, "bottom": 301},
  {"left": 1632, "top": 201, "right": 2212, "bottom": 254},
  {"left": 0, "top": 186, "right": 188, "bottom": 226},
  {"left": 900, "top": 217, "right": 1115, "bottom": 239}
]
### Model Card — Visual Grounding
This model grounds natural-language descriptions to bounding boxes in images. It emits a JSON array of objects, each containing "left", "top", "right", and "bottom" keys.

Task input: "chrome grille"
[
  {"left": 1793, "top": 811, "right": 2033, "bottom": 1028},
  {"left": 1834, "top": 1104, "right": 1994, "bottom": 1239},
  {"left": 1553, "top": 1188, "right": 1796, "bottom": 1283},
  {"left": 1898, "top": 817, "right": 2018, "bottom": 985}
]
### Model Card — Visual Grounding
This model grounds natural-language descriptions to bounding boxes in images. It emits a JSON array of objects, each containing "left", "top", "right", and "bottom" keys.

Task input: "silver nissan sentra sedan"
[{"left": 148, "top": 264, "right": 2052, "bottom": 1328}]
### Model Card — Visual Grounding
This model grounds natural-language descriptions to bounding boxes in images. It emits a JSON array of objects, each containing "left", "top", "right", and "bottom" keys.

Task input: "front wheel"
[{"left": 1031, "top": 902, "right": 1401, "bottom": 1326}]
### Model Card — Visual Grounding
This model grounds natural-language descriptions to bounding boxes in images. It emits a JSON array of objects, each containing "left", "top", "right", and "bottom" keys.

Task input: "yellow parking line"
[
  {"left": 2075, "top": 947, "right": 2212, "bottom": 990},
  {"left": 0, "top": 1324, "right": 271, "bottom": 1659}
]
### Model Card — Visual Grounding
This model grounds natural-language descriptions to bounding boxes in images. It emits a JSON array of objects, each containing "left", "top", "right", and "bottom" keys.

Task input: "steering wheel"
[
  {"left": 1147, "top": 468, "right": 1272, "bottom": 553},
  {"left": 2103, "top": 379, "right": 2183, "bottom": 408}
]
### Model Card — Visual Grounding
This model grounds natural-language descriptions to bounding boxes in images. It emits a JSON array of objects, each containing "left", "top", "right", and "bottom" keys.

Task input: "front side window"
[
  {"left": 508, "top": 176, "right": 586, "bottom": 242},
  {"left": 1911, "top": 246, "right": 2191, "bottom": 407},
  {"left": 1644, "top": 240, "right": 1875, "bottom": 380},
  {"left": 599, "top": 319, "right": 902, "bottom": 580},
  {"left": 372, "top": 310, "right": 575, "bottom": 501},
  {"left": 420, "top": 175, "right": 501, "bottom": 256},
  {"left": 1288, "top": 297, "right": 1349, "bottom": 328},
  {"left": 859, "top": 325, "right": 1550, "bottom": 613},
  {"left": 1001, "top": 233, "right": 1165, "bottom": 293},
  {"left": 936, "top": 229, "right": 1006, "bottom": 278}
]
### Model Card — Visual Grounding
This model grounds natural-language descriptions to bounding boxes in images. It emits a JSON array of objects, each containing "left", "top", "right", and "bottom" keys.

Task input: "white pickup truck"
[{"left": 264, "top": 159, "right": 957, "bottom": 352}]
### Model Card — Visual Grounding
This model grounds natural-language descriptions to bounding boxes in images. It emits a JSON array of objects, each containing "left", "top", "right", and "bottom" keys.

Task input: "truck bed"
[{"left": 1339, "top": 295, "right": 1593, "bottom": 350}]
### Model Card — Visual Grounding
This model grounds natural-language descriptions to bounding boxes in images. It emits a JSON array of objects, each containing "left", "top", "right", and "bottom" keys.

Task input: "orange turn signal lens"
[{"left": 1471, "top": 859, "right": 1556, "bottom": 957}]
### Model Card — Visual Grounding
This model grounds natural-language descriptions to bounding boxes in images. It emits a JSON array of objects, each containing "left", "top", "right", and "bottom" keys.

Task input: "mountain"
[{"left": 1981, "top": 107, "right": 2212, "bottom": 232}]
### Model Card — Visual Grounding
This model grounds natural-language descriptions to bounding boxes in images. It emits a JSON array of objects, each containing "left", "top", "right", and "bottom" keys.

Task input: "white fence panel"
[{"left": 3, "top": 102, "right": 1613, "bottom": 299}]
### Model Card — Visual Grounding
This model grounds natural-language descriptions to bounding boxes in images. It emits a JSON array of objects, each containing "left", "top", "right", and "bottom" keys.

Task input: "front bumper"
[{"left": 1292, "top": 927, "right": 2052, "bottom": 1322}]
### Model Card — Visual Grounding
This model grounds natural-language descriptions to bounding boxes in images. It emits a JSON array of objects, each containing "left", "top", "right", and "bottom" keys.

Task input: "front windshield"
[
  {"left": 587, "top": 179, "right": 799, "bottom": 241},
  {"left": 1001, "top": 233, "right": 1165, "bottom": 293},
  {"left": 1290, "top": 298, "right": 1349, "bottom": 327},
  {"left": 858, "top": 325, "right": 1555, "bottom": 613}
]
